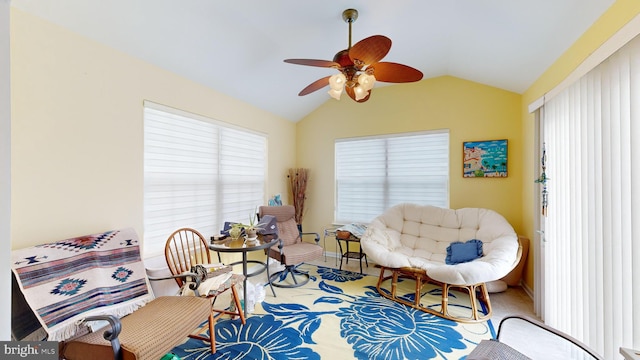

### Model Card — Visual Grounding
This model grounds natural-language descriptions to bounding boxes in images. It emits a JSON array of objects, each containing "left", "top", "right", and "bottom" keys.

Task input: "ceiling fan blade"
[
  {"left": 284, "top": 59, "right": 340, "bottom": 68},
  {"left": 298, "top": 76, "right": 332, "bottom": 96},
  {"left": 345, "top": 86, "right": 371, "bottom": 103},
  {"left": 349, "top": 35, "right": 391, "bottom": 66},
  {"left": 370, "top": 62, "right": 424, "bottom": 83}
]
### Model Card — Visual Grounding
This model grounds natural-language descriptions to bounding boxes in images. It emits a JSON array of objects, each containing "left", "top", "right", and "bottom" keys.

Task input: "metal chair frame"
[{"left": 258, "top": 206, "right": 322, "bottom": 288}]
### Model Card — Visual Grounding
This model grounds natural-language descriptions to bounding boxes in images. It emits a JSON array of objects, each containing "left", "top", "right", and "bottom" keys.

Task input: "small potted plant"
[
  {"left": 232, "top": 211, "right": 261, "bottom": 240},
  {"left": 228, "top": 225, "right": 242, "bottom": 240}
]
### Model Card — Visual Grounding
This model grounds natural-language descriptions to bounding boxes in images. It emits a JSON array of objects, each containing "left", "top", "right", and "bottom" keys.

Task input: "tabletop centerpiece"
[{"left": 232, "top": 211, "right": 261, "bottom": 244}]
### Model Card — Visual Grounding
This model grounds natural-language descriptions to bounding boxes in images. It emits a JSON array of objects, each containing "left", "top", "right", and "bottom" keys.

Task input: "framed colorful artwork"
[{"left": 463, "top": 139, "right": 508, "bottom": 178}]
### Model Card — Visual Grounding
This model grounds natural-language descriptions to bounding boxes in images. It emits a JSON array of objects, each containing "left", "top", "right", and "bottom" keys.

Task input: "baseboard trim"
[{"left": 521, "top": 281, "right": 534, "bottom": 300}]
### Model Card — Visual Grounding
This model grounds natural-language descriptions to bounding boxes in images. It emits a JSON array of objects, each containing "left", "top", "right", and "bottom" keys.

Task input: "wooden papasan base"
[{"left": 375, "top": 266, "right": 492, "bottom": 323}]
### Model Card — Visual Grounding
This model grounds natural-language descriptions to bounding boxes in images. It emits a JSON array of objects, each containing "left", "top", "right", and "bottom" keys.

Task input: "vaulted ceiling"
[{"left": 11, "top": 0, "right": 615, "bottom": 121}]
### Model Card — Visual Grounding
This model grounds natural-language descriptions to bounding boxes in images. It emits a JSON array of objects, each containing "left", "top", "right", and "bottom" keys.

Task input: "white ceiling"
[{"left": 11, "top": 0, "right": 615, "bottom": 122}]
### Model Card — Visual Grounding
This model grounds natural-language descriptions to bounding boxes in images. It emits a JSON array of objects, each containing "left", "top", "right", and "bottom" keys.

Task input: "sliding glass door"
[{"left": 536, "top": 34, "right": 640, "bottom": 360}]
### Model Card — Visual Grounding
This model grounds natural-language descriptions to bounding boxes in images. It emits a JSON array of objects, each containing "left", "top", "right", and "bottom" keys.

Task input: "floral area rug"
[{"left": 170, "top": 264, "right": 495, "bottom": 360}]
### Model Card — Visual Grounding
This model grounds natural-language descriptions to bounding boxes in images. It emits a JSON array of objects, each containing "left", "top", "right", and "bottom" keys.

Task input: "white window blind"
[
  {"left": 143, "top": 102, "right": 266, "bottom": 257},
  {"left": 335, "top": 130, "right": 449, "bottom": 223},
  {"left": 540, "top": 33, "right": 640, "bottom": 360}
]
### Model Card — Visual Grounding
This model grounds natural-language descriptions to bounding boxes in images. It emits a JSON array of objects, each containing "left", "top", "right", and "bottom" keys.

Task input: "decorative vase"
[{"left": 245, "top": 228, "right": 258, "bottom": 239}]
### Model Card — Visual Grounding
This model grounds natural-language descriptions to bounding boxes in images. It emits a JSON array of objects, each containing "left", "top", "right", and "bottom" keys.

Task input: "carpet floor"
[{"left": 170, "top": 264, "right": 495, "bottom": 359}]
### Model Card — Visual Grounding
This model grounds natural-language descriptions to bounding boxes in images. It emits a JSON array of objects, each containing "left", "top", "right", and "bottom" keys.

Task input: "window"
[
  {"left": 335, "top": 130, "right": 449, "bottom": 223},
  {"left": 143, "top": 102, "right": 266, "bottom": 257}
]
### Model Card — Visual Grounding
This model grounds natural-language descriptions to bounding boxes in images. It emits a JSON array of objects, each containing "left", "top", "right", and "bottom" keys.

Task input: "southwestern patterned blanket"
[{"left": 11, "top": 228, "right": 154, "bottom": 341}]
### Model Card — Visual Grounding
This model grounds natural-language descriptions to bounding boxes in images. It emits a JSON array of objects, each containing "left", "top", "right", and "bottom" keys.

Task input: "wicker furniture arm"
[{"left": 79, "top": 315, "right": 122, "bottom": 359}]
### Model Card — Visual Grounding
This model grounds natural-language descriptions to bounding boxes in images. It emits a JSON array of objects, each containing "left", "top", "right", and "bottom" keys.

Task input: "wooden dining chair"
[{"left": 164, "top": 228, "right": 246, "bottom": 350}]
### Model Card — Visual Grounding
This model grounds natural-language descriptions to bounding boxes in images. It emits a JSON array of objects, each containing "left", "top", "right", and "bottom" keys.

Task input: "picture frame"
[{"left": 463, "top": 139, "right": 508, "bottom": 178}]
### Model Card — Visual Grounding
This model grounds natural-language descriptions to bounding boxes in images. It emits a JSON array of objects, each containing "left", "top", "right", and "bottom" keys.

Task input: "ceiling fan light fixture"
[
  {"left": 284, "top": 8, "right": 423, "bottom": 102},
  {"left": 328, "top": 88, "right": 343, "bottom": 100},
  {"left": 329, "top": 73, "right": 346, "bottom": 89},
  {"left": 354, "top": 85, "right": 369, "bottom": 101},
  {"left": 328, "top": 73, "right": 346, "bottom": 100},
  {"left": 358, "top": 73, "right": 376, "bottom": 91}
]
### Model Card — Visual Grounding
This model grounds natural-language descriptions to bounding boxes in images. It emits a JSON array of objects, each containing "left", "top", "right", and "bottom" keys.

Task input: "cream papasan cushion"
[{"left": 360, "top": 203, "right": 519, "bottom": 286}]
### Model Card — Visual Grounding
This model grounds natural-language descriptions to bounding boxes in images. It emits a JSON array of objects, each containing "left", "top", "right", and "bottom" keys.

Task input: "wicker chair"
[{"left": 62, "top": 295, "right": 214, "bottom": 359}]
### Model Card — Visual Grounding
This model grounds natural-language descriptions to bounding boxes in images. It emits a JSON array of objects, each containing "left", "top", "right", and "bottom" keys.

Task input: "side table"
[
  {"left": 336, "top": 231, "right": 368, "bottom": 274},
  {"left": 209, "top": 234, "right": 280, "bottom": 317}
]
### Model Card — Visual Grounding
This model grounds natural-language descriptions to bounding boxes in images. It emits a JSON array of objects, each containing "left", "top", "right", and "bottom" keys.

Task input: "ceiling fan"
[{"left": 284, "top": 8, "right": 423, "bottom": 102}]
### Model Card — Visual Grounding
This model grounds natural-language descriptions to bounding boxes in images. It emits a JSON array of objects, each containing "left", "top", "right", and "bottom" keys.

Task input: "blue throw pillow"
[{"left": 446, "top": 239, "right": 483, "bottom": 265}]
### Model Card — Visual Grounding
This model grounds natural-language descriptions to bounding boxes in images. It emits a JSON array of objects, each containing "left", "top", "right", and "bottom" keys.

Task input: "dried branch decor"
[{"left": 287, "top": 168, "right": 309, "bottom": 224}]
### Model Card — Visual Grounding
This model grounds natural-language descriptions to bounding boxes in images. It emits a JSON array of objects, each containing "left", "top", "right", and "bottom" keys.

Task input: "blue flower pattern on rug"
[
  {"left": 334, "top": 285, "right": 465, "bottom": 359},
  {"left": 171, "top": 266, "right": 490, "bottom": 359},
  {"left": 316, "top": 266, "right": 365, "bottom": 282},
  {"left": 175, "top": 315, "right": 319, "bottom": 360}
]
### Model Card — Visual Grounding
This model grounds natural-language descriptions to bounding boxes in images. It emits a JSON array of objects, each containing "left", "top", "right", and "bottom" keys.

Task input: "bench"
[{"left": 11, "top": 228, "right": 215, "bottom": 360}]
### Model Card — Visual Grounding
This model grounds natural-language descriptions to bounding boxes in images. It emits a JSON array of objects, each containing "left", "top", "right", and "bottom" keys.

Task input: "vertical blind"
[
  {"left": 335, "top": 130, "right": 449, "bottom": 223},
  {"left": 143, "top": 102, "right": 266, "bottom": 257},
  {"left": 541, "top": 34, "right": 640, "bottom": 359}
]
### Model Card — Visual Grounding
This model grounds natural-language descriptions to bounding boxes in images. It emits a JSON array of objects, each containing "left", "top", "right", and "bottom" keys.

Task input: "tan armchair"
[{"left": 259, "top": 205, "right": 322, "bottom": 287}]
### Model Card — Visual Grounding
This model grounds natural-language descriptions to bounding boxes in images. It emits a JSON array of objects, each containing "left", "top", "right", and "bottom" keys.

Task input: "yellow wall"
[
  {"left": 519, "top": 0, "right": 640, "bottom": 288},
  {"left": 10, "top": 9, "right": 296, "bottom": 251},
  {"left": 296, "top": 76, "right": 523, "bottom": 257}
]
